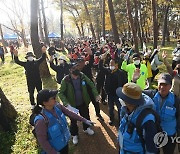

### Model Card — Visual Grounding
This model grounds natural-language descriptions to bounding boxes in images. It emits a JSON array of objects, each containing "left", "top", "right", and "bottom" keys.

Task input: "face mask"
[
  {"left": 27, "top": 56, "right": 34, "bottom": 61},
  {"left": 72, "top": 69, "right": 80, "bottom": 76},
  {"left": 134, "top": 60, "right": 140, "bottom": 65},
  {"left": 110, "top": 66, "right": 115, "bottom": 70},
  {"left": 59, "top": 60, "right": 64, "bottom": 64}
]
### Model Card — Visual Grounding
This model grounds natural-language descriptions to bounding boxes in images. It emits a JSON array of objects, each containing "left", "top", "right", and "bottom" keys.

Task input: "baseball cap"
[
  {"left": 158, "top": 73, "right": 172, "bottom": 85},
  {"left": 37, "top": 89, "right": 58, "bottom": 105}
]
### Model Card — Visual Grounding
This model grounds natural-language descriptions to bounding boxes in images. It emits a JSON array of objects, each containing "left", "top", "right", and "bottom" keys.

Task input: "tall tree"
[
  {"left": 38, "top": 5, "right": 45, "bottom": 43},
  {"left": 0, "top": 87, "right": 17, "bottom": 131},
  {"left": 30, "top": 0, "right": 50, "bottom": 77},
  {"left": 161, "top": 4, "right": 170, "bottom": 46},
  {"left": 40, "top": 0, "right": 50, "bottom": 45},
  {"left": 152, "top": 0, "right": 158, "bottom": 49},
  {"left": 60, "top": 0, "right": 63, "bottom": 40},
  {"left": 1, "top": 0, "right": 28, "bottom": 47},
  {"left": 134, "top": 0, "right": 143, "bottom": 49},
  {"left": 82, "top": 0, "right": 96, "bottom": 40},
  {"left": 102, "top": 0, "right": 106, "bottom": 40},
  {"left": 126, "top": 0, "right": 139, "bottom": 52},
  {"left": 107, "top": 0, "right": 120, "bottom": 44}
]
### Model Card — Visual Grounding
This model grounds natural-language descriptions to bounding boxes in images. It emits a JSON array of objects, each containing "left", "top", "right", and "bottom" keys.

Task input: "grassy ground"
[{"left": 0, "top": 42, "right": 176, "bottom": 154}]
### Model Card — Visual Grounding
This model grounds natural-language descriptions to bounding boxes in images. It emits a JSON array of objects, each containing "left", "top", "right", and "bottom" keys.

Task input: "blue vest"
[
  {"left": 34, "top": 106, "right": 71, "bottom": 151},
  {"left": 118, "top": 108, "right": 155, "bottom": 154},
  {"left": 153, "top": 92, "right": 176, "bottom": 136}
]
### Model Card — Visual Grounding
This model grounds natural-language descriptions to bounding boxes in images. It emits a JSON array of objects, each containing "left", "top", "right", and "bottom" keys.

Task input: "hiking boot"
[
  {"left": 72, "top": 135, "right": 78, "bottom": 145},
  {"left": 84, "top": 127, "right": 94, "bottom": 135},
  {"left": 97, "top": 114, "right": 104, "bottom": 121}
]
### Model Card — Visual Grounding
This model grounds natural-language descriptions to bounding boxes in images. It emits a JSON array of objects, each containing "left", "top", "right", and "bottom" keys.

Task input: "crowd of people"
[{"left": 1, "top": 38, "right": 180, "bottom": 154}]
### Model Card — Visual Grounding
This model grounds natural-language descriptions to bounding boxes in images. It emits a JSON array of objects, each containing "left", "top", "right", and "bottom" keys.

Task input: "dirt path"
[{"left": 71, "top": 103, "right": 119, "bottom": 154}]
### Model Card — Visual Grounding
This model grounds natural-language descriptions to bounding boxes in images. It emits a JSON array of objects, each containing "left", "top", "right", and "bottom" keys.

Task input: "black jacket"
[
  {"left": 50, "top": 62, "right": 70, "bottom": 84},
  {"left": 14, "top": 53, "right": 46, "bottom": 84},
  {"left": 99, "top": 60, "right": 127, "bottom": 96}
]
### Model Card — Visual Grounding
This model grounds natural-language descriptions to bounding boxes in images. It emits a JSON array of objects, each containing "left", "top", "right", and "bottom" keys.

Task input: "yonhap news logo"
[
  {"left": 153, "top": 131, "right": 168, "bottom": 148},
  {"left": 154, "top": 131, "right": 180, "bottom": 148}
]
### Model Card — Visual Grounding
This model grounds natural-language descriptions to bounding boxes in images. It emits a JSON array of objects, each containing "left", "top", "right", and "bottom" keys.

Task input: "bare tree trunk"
[
  {"left": 167, "top": 26, "right": 170, "bottom": 42},
  {"left": 38, "top": 5, "right": 45, "bottom": 43},
  {"left": 107, "top": 0, "right": 120, "bottom": 44},
  {"left": 81, "top": 22, "right": 85, "bottom": 38},
  {"left": 0, "top": 24, "right": 8, "bottom": 53},
  {"left": 82, "top": 0, "right": 96, "bottom": 40},
  {"left": 134, "top": 0, "right": 143, "bottom": 49},
  {"left": 161, "top": 5, "right": 170, "bottom": 46},
  {"left": 152, "top": 0, "right": 158, "bottom": 49},
  {"left": 126, "top": 0, "right": 139, "bottom": 53},
  {"left": 67, "top": 9, "right": 82, "bottom": 37},
  {"left": 102, "top": 0, "right": 106, "bottom": 40},
  {"left": 0, "top": 87, "right": 17, "bottom": 131},
  {"left": 20, "top": 26, "right": 28, "bottom": 48},
  {"left": 60, "top": 0, "right": 63, "bottom": 40},
  {"left": 41, "top": 0, "right": 49, "bottom": 46},
  {"left": 31, "top": 0, "right": 50, "bottom": 77}
]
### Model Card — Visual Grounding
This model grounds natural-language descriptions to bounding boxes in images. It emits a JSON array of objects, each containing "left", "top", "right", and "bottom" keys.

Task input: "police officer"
[{"left": 116, "top": 83, "right": 158, "bottom": 154}]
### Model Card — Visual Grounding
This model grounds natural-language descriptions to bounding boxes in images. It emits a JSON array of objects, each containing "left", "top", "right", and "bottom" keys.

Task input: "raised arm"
[
  {"left": 36, "top": 46, "right": 47, "bottom": 64},
  {"left": 162, "top": 51, "right": 173, "bottom": 76},
  {"left": 13, "top": 49, "right": 26, "bottom": 67}
]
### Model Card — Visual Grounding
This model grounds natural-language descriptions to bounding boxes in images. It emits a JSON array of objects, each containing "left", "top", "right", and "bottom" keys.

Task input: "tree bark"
[
  {"left": 107, "top": 0, "right": 120, "bottom": 44},
  {"left": 60, "top": 0, "right": 63, "bottom": 40},
  {"left": 126, "top": 0, "right": 139, "bottom": 53},
  {"left": 30, "top": 0, "right": 50, "bottom": 77},
  {"left": 152, "top": 0, "right": 158, "bottom": 49},
  {"left": 20, "top": 28, "right": 28, "bottom": 48},
  {"left": 102, "top": 0, "right": 106, "bottom": 40},
  {"left": 134, "top": 0, "right": 143, "bottom": 49},
  {"left": 161, "top": 5, "right": 170, "bottom": 46},
  {"left": 41, "top": 0, "right": 49, "bottom": 46},
  {"left": 0, "top": 87, "right": 17, "bottom": 131},
  {"left": 0, "top": 24, "right": 8, "bottom": 53},
  {"left": 38, "top": 3, "right": 45, "bottom": 43},
  {"left": 82, "top": 0, "right": 96, "bottom": 40}
]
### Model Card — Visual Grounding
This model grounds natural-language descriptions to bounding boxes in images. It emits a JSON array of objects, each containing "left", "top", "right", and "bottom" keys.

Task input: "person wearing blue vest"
[
  {"left": 116, "top": 82, "right": 158, "bottom": 154},
  {"left": 33, "top": 89, "right": 94, "bottom": 154},
  {"left": 144, "top": 73, "right": 180, "bottom": 154}
]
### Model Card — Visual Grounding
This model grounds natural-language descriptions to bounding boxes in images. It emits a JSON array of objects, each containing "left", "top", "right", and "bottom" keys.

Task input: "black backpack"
[
  {"left": 29, "top": 112, "right": 48, "bottom": 138},
  {"left": 135, "top": 108, "right": 162, "bottom": 147}
]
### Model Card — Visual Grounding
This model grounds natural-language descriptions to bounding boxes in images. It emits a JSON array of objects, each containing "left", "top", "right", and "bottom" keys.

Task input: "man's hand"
[
  {"left": 132, "top": 68, "right": 140, "bottom": 82},
  {"left": 49, "top": 56, "right": 53, "bottom": 62},
  {"left": 96, "top": 95, "right": 101, "bottom": 102},
  {"left": 162, "top": 51, "right": 167, "bottom": 59},
  {"left": 13, "top": 49, "right": 18, "bottom": 56},
  {"left": 41, "top": 46, "right": 47, "bottom": 53}
]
